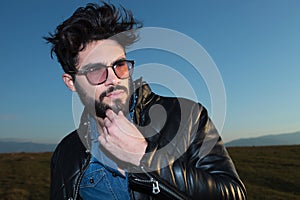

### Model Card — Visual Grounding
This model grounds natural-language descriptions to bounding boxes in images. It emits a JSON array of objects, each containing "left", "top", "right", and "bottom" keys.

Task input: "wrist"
[{"left": 132, "top": 140, "right": 148, "bottom": 166}]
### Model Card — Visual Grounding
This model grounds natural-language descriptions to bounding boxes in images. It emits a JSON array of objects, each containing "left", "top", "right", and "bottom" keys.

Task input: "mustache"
[{"left": 99, "top": 85, "right": 128, "bottom": 101}]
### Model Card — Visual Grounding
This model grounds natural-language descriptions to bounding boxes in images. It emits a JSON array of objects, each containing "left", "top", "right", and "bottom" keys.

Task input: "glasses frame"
[{"left": 72, "top": 59, "right": 134, "bottom": 85}]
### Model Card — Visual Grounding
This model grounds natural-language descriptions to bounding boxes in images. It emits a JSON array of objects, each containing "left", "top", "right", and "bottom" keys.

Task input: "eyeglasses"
[{"left": 72, "top": 59, "right": 134, "bottom": 85}]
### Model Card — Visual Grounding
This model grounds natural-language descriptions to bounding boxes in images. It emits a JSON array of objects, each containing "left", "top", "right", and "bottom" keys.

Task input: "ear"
[{"left": 62, "top": 73, "right": 76, "bottom": 92}]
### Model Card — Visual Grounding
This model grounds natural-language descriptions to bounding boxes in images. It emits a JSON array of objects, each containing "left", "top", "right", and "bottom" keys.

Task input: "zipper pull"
[
  {"left": 151, "top": 178, "right": 160, "bottom": 194},
  {"left": 140, "top": 166, "right": 160, "bottom": 195}
]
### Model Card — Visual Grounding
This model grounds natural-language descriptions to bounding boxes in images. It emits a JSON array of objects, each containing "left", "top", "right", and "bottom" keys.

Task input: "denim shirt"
[{"left": 79, "top": 115, "right": 130, "bottom": 200}]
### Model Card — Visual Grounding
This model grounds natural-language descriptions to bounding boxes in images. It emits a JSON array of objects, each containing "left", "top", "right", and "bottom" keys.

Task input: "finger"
[
  {"left": 118, "top": 111, "right": 129, "bottom": 121},
  {"left": 99, "top": 127, "right": 110, "bottom": 144},
  {"left": 98, "top": 134, "right": 107, "bottom": 146},
  {"left": 118, "top": 110, "right": 124, "bottom": 116},
  {"left": 102, "top": 125, "right": 109, "bottom": 136},
  {"left": 104, "top": 117, "right": 112, "bottom": 128},
  {"left": 105, "top": 109, "right": 117, "bottom": 121}
]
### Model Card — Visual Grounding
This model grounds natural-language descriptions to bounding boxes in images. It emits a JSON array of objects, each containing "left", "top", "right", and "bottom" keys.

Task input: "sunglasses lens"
[
  {"left": 114, "top": 61, "right": 132, "bottom": 79},
  {"left": 83, "top": 60, "right": 134, "bottom": 85},
  {"left": 86, "top": 67, "right": 106, "bottom": 85}
]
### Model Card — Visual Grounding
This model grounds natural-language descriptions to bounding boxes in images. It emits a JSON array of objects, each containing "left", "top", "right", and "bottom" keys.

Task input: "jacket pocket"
[{"left": 80, "top": 168, "right": 105, "bottom": 188}]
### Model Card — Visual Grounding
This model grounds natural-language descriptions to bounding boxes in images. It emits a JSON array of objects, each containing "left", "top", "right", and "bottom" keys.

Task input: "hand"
[{"left": 98, "top": 109, "right": 147, "bottom": 166}]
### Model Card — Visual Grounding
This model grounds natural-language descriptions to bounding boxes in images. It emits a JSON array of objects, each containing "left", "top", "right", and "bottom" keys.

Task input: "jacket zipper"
[
  {"left": 73, "top": 151, "right": 91, "bottom": 199},
  {"left": 133, "top": 166, "right": 185, "bottom": 200},
  {"left": 134, "top": 176, "right": 160, "bottom": 194},
  {"left": 73, "top": 121, "right": 92, "bottom": 199}
]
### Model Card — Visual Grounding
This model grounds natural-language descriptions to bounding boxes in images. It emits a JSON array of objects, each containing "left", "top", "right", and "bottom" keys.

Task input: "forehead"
[{"left": 77, "top": 39, "right": 125, "bottom": 69}]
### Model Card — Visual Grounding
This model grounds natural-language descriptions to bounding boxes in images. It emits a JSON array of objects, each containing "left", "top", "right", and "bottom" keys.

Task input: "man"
[{"left": 45, "top": 2, "right": 246, "bottom": 200}]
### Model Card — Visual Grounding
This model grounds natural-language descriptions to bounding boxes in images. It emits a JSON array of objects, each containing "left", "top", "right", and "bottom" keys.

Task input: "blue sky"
[{"left": 0, "top": 0, "right": 299, "bottom": 144}]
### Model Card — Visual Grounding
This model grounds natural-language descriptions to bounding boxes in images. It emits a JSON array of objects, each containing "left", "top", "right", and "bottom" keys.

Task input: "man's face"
[{"left": 74, "top": 39, "right": 131, "bottom": 118}]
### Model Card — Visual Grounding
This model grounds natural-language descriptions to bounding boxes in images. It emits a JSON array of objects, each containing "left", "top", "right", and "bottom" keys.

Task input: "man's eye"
[
  {"left": 88, "top": 68, "right": 96, "bottom": 72},
  {"left": 116, "top": 61, "right": 126, "bottom": 67},
  {"left": 89, "top": 66, "right": 104, "bottom": 72}
]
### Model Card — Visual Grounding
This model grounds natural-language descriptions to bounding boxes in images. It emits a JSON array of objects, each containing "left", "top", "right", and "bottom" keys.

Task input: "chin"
[{"left": 106, "top": 97, "right": 130, "bottom": 114}]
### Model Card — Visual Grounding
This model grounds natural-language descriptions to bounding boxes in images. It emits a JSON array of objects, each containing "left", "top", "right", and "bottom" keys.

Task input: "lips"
[
  {"left": 99, "top": 85, "right": 128, "bottom": 101},
  {"left": 105, "top": 90, "right": 124, "bottom": 98}
]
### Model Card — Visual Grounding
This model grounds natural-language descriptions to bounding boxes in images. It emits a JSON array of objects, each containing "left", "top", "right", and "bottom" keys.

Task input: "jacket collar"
[{"left": 131, "top": 77, "right": 155, "bottom": 126}]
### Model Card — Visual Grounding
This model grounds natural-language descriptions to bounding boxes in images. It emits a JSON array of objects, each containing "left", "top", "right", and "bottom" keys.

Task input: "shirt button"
[
  {"left": 112, "top": 172, "right": 117, "bottom": 177},
  {"left": 89, "top": 178, "right": 94, "bottom": 184}
]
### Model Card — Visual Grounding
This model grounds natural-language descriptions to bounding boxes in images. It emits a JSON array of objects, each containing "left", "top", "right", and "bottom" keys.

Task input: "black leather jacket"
[{"left": 50, "top": 80, "right": 247, "bottom": 200}]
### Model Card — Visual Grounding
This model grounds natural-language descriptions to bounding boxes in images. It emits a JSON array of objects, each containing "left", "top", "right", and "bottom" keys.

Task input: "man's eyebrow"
[
  {"left": 111, "top": 57, "right": 126, "bottom": 65},
  {"left": 81, "top": 57, "right": 126, "bottom": 70},
  {"left": 81, "top": 63, "right": 106, "bottom": 70}
]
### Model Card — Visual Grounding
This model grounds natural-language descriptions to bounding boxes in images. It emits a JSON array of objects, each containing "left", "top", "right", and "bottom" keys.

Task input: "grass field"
[
  {"left": 228, "top": 145, "right": 300, "bottom": 200},
  {"left": 0, "top": 152, "right": 51, "bottom": 200},
  {"left": 0, "top": 145, "right": 299, "bottom": 200}
]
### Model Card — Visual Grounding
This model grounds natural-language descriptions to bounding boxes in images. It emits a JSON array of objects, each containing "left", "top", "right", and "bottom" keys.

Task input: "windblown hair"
[{"left": 44, "top": 2, "right": 142, "bottom": 74}]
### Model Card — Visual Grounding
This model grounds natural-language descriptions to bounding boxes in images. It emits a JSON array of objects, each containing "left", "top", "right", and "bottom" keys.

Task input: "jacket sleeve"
[
  {"left": 50, "top": 131, "right": 89, "bottom": 200},
  {"left": 130, "top": 102, "right": 247, "bottom": 200},
  {"left": 50, "top": 146, "right": 64, "bottom": 200}
]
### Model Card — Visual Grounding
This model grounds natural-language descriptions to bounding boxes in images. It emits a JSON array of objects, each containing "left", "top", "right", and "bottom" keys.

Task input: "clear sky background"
[{"left": 0, "top": 0, "right": 299, "bottom": 144}]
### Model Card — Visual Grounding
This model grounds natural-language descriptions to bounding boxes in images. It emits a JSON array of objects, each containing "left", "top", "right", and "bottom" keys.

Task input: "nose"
[{"left": 104, "top": 67, "right": 120, "bottom": 86}]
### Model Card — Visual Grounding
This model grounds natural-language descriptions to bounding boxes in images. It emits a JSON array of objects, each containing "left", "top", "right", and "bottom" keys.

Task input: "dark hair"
[{"left": 44, "top": 2, "right": 142, "bottom": 74}]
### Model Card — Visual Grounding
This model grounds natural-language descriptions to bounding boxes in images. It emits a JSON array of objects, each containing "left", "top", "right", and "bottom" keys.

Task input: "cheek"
[
  {"left": 75, "top": 77, "right": 100, "bottom": 99},
  {"left": 121, "top": 79, "right": 130, "bottom": 91},
  {"left": 94, "top": 84, "right": 108, "bottom": 99},
  {"left": 95, "top": 87, "right": 105, "bottom": 100},
  {"left": 121, "top": 80, "right": 131, "bottom": 99}
]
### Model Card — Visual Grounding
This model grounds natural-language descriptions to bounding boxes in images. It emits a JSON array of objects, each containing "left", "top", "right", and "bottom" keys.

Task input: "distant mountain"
[
  {"left": 226, "top": 131, "right": 300, "bottom": 147},
  {"left": 0, "top": 141, "right": 57, "bottom": 153},
  {"left": 1, "top": 131, "right": 300, "bottom": 152}
]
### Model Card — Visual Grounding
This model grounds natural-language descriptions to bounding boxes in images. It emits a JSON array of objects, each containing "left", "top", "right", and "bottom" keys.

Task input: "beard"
[
  {"left": 75, "top": 81, "right": 133, "bottom": 119},
  {"left": 95, "top": 85, "right": 130, "bottom": 118}
]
